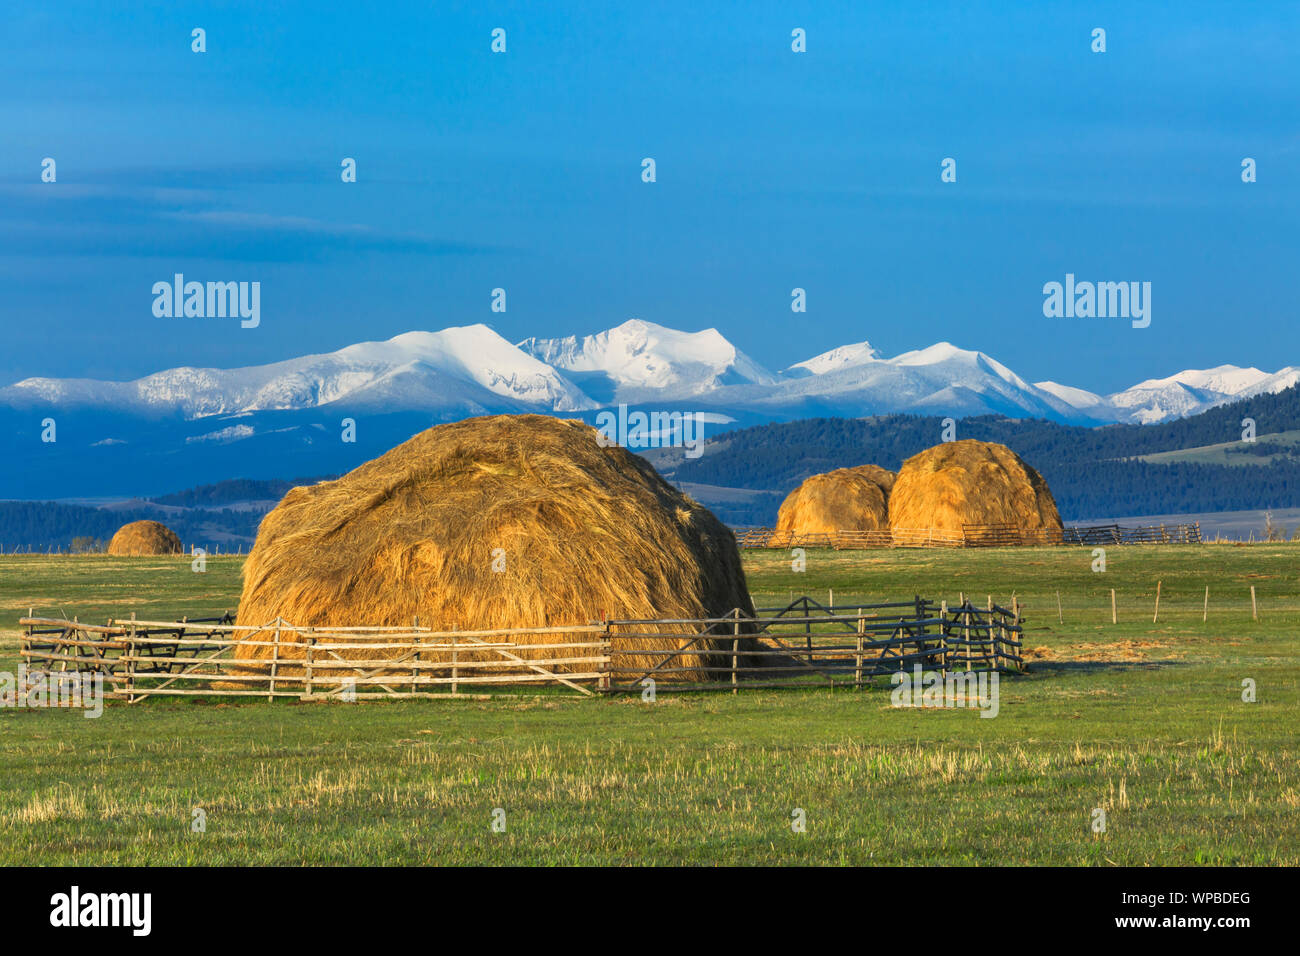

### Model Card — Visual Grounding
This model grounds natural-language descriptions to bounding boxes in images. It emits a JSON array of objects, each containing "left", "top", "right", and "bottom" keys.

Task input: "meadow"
[{"left": 0, "top": 545, "right": 1296, "bottom": 865}]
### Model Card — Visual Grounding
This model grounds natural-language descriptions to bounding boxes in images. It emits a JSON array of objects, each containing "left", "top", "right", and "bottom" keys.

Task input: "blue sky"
[{"left": 1, "top": 0, "right": 1297, "bottom": 393}]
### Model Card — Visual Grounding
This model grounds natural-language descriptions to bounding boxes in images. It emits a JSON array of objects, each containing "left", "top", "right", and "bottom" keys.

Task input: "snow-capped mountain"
[
  {"left": 732, "top": 340, "right": 1091, "bottom": 422},
  {"left": 2, "top": 325, "right": 596, "bottom": 419},
  {"left": 2, "top": 320, "right": 1295, "bottom": 433},
  {"left": 1100, "top": 364, "right": 1300, "bottom": 425},
  {"left": 1245, "top": 366, "right": 1300, "bottom": 399},
  {"left": 518, "top": 318, "right": 775, "bottom": 403},
  {"left": 783, "top": 341, "right": 881, "bottom": 378},
  {"left": 1034, "top": 381, "right": 1113, "bottom": 416},
  {"left": 1106, "top": 379, "right": 1231, "bottom": 426}
]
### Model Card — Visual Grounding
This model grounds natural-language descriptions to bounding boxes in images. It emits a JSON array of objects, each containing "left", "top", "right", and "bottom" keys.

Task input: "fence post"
[
  {"left": 1203, "top": 586, "right": 1209, "bottom": 623},
  {"left": 1251, "top": 586, "right": 1258, "bottom": 622},
  {"left": 600, "top": 617, "right": 611, "bottom": 693},
  {"left": 963, "top": 600, "right": 971, "bottom": 672},
  {"left": 997, "top": 602, "right": 1008, "bottom": 672},
  {"left": 451, "top": 624, "right": 459, "bottom": 696},
  {"left": 23, "top": 609, "right": 32, "bottom": 683},
  {"left": 939, "top": 599, "right": 949, "bottom": 676},
  {"left": 269, "top": 618, "right": 281, "bottom": 702},
  {"left": 988, "top": 595, "right": 997, "bottom": 670},
  {"left": 804, "top": 597, "right": 812, "bottom": 658},
  {"left": 1012, "top": 598, "right": 1022, "bottom": 672},
  {"left": 1111, "top": 588, "right": 1117, "bottom": 625},
  {"left": 411, "top": 615, "right": 420, "bottom": 696},
  {"left": 1153, "top": 580, "right": 1161, "bottom": 624},
  {"left": 126, "top": 612, "right": 137, "bottom": 704},
  {"left": 855, "top": 614, "right": 864, "bottom": 688},
  {"left": 305, "top": 633, "right": 314, "bottom": 700},
  {"left": 731, "top": 608, "right": 740, "bottom": 694}
]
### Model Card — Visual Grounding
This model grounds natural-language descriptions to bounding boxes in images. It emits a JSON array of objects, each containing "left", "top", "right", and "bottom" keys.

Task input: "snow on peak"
[
  {"left": 785, "top": 341, "right": 880, "bottom": 376},
  {"left": 519, "top": 318, "right": 774, "bottom": 398},
  {"left": 1125, "top": 364, "right": 1270, "bottom": 396},
  {"left": 1102, "top": 364, "right": 1291, "bottom": 424},
  {"left": 3, "top": 319, "right": 1297, "bottom": 429},
  {"left": 3, "top": 325, "right": 596, "bottom": 419},
  {"left": 887, "top": 341, "right": 1032, "bottom": 390},
  {"left": 1034, "top": 380, "right": 1107, "bottom": 409}
]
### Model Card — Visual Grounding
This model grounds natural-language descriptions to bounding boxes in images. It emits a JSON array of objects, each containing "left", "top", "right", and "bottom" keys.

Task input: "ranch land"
[{"left": 0, "top": 545, "right": 1296, "bottom": 866}]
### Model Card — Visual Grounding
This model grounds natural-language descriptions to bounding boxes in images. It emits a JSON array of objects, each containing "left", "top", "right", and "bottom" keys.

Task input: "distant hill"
[
  {"left": 0, "top": 475, "right": 337, "bottom": 552},
  {"left": 5, "top": 384, "right": 1300, "bottom": 547},
  {"left": 150, "top": 476, "right": 334, "bottom": 508},
  {"left": 662, "top": 384, "right": 1300, "bottom": 525},
  {"left": 0, "top": 500, "right": 264, "bottom": 553},
  {"left": 4, "top": 319, "right": 1300, "bottom": 502}
]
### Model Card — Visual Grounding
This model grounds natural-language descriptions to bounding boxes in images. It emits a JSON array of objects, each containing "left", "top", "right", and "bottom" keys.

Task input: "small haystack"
[
  {"left": 106, "top": 520, "right": 183, "bottom": 556},
  {"left": 888, "top": 440, "right": 1062, "bottom": 537},
  {"left": 773, "top": 465, "right": 896, "bottom": 543},
  {"left": 234, "top": 414, "right": 757, "bottom": 677}
]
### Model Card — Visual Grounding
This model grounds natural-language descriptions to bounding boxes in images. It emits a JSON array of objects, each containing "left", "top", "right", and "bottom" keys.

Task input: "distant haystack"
[
  {"left": 234, "top": 414, "right": 758, "bottom": 676},
  {"left": 888, "top": 440, "right": 1062, "bottom": 539},
  {"left": 106, "top": 520, "right": 183, "bottom": 556},
  {"left": 773, "top": 465, "right": 896, "bottom": 543}
]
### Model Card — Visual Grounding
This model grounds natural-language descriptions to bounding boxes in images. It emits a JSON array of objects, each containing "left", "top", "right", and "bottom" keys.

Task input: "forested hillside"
[
  {"left": 665, "top": 385, "right": 1300, "bottom": 524},
  {"left": 0, "top": 501, "right": 264, "bottom": 552},
  {"left": 4, "top": 386, "right": 1299, "bottom": 546}
]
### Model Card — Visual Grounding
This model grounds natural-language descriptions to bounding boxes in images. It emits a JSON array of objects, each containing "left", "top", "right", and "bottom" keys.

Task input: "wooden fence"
[
  {"left": 736, "top": 521, "right": 1202, "bottom": 549},
  {"left": 605, "top": 595, "right": 1025, "bottom": 693},
  {"left": 20, "top": 596, "right": 1024, "bottom": 702},
  {"left": 1061, "top": 522, "right": 1202, "bottom": 545},
  {"left": 736, "top": 528, "right": 963, "bottom": 549},
  {"left": 19, "top": 614, "right": 610, "bottom": 701}
]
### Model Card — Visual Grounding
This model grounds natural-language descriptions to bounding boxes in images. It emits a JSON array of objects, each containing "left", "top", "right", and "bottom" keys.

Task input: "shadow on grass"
[{"left": 1026, "top": 658, "right": 1189, "bottom": 675}]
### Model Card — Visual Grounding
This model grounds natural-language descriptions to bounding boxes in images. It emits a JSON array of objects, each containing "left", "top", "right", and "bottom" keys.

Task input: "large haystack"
[
  {"left": 773, "top": 465, "right": 895, "bottom": 542},
  {"left": 106, "top": 520, "right": 183, "bottom": 556},
  {"left": 234, "top": 414, "right": 757, "bottom": 678},
  {"left": 888, "top": 440, "right": 1062, "bottom": 537}
]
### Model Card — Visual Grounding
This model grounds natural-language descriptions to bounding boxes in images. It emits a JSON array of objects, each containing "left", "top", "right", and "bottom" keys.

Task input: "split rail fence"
[
  {"left": 18, "top": 595, "right": 1025, "bottom": 702},
  {"left": 737, "top": 521, "right": 1202, "bottom": 549},
  {"left": 604, "top": 595, "right": 1025, "bottom": 694}
]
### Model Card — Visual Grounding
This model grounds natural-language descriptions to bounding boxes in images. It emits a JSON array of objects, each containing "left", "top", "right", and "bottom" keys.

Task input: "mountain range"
[
  {"left": 3, "top": 318, "right": 1297, "bottom": 499},
  {"left": 5, "top": 318, "right": 1296, "bottom": 427}
]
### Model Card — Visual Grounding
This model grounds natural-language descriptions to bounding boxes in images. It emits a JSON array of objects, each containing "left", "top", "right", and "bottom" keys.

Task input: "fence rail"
[
  {"left": 606, "top": 595, "right": 1024, "bottom": 693},
  {"left": 19, "top": 595, "right": 1025, "bottom": 703},
  {"left": 736, "top": 521, "right": 1202, "bottom": 549},
  {"left": 20, "top": 614, "right": 611, "bottom": 701},
  {"left": 1061, "top": 522, "right": 1202, "bottom": 545}
]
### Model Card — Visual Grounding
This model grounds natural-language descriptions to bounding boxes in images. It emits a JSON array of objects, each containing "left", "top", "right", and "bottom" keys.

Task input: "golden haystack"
[
  {"left": 772, "top": 465, "right": 896, "bottom": 542},
  {"left": 106, "top": 520, "right": 183, "bottom": 556},
  {"left": 888, "top": 439, "right": 1062, "bottom": 536},
  {"left": 233, "top": 414, "right": 758, "bottom": 678}
]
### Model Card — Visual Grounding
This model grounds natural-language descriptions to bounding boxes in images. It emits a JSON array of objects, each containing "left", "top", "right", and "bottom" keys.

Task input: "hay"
[
  {"left": 773, "top": 465, "right": 895, "bottom": 541},
  {"left": 888, "top": 439, "right": 1062, "bottom": 537},
  {"left": 106, "top": 520, "right": 183, "bottom": 556},
  {"left": 234, "top": 414, "right": 757, "bottom": 678}
]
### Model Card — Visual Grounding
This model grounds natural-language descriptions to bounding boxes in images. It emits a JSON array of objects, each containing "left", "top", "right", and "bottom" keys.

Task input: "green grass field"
[
  {"left": 1, "top": 546, "right": 1296, "bottom": 865},
  {"left": 1138, "top": 429, "right": 1300, "bottom": 466}
]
